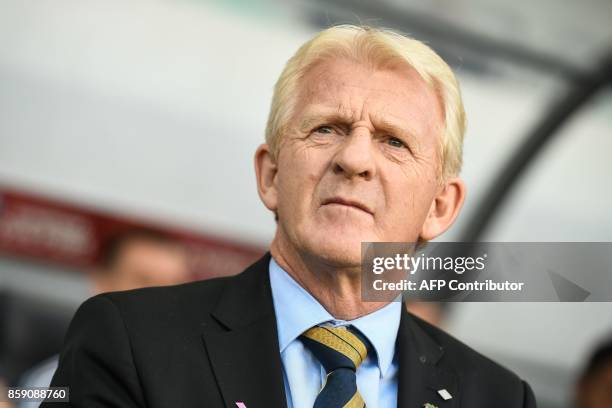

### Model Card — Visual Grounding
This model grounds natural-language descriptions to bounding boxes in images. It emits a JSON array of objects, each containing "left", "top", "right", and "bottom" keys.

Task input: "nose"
[{"left": 332, "top": 128, "right": 376, "bottom": 180}]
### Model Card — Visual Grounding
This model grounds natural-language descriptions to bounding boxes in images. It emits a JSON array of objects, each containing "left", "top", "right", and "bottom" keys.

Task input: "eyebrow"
[
  {"left": 298, "top": 106, "right": 420, "bottom": 144},
  {"left": 298, "top": 109, "right": 353, "bottom": 132},
  {"left": 375, "top": 117, "right": 419, "bottom": 145}
]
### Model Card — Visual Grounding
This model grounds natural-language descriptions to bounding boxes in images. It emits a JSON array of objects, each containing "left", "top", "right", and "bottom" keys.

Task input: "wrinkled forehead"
[{"left": 292, "top": 58, "right": 444, "bottom": 142}]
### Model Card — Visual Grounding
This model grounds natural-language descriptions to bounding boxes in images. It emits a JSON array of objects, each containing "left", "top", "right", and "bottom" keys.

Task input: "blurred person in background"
[
  {"left": 1, "top": 378, "right": 14, "bottom": 408},
  {"left": 91, "top": 228, "right": 190, "bottom": 294},
  {"left": 575, "top": 335, "right": 612, "bottom": 408},
  {"left": 17, "top": 228, "right": 190, "bottom": 406}
]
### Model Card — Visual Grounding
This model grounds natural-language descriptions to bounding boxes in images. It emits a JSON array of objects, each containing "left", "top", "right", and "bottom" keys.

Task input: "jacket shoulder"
[
  {"left": 95, "top": 275, "right": 236, "bottom": 330},
  {"left": 104, "top": 275, "right": 232, "bottom": 306}
]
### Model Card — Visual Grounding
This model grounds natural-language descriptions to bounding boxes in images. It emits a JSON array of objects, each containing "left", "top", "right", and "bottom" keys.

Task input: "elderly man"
[{"left": 43, "top": 26, "right": 535, "bottom": 407}]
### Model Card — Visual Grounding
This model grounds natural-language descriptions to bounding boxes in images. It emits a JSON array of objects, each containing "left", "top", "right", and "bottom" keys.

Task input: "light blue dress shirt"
[{"left": 269, "top": 257, "right": 401, "bottom": 408}]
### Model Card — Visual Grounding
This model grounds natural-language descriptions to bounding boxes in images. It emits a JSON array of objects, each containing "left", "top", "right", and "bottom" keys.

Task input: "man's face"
[
  {"left": 269, "top": 58, "right": 445, "bottom": 266},
  {"left": 104, "top": 240, "right": 189, "bottom": 292},
  {"left": 578, "top": 365, "right": 612, "bottom": 408}
]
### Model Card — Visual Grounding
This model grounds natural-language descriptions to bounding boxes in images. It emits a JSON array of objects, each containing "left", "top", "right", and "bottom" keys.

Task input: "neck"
[{"left": 270, "top": 234, "right": 389, "bottom": 320}]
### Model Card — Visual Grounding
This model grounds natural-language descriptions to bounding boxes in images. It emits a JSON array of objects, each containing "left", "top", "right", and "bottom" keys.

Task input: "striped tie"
[{"left": 300, "top": 325, "right": 368, "bottom": 408}]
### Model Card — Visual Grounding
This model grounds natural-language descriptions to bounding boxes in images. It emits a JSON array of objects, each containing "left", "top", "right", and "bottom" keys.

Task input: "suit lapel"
[
  {"left": 201, "top": 254, "right": 459, "bottom": 408},
  {"left": 397, "top": 309, "right": 459, "bottom": 408},
  {"left": 201, "top": 253, "right": 287, "bottom": 408}
]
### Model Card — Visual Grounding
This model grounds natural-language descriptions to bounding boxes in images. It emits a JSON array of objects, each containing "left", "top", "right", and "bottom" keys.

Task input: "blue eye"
[
  {"left": 387, "top": 137, "right": 406, "bottom": 148},
  {"left": 314, "top": 125, "right": 334, "bottom": 134}
]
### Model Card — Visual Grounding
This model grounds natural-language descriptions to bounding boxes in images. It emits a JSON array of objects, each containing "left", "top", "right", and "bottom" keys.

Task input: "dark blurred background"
[{"left": 1, "top": 0, "right": 611, "bottom": 407}]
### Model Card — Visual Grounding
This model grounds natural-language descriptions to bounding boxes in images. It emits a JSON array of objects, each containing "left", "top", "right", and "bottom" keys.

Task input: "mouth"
[{"left": 321, "top": 197, "right": 373, "bottom": 215}]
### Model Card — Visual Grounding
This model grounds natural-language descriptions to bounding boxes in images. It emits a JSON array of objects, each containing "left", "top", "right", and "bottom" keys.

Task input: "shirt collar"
[{"left": 269, "top": 257, "right": 401, "bottom": 377}]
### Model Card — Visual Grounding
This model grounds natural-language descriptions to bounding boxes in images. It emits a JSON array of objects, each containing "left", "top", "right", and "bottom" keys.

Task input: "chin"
[{"left": 302, "top": 226, "right": 374, "bottom": 268}]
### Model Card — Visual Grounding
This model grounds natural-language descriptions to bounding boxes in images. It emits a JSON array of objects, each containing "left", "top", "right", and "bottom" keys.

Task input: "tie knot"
[{"left": 300, "top": 325, "right": 368, "bottom": 372}]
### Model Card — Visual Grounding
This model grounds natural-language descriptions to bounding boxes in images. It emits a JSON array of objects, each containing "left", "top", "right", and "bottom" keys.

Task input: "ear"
[
  {"left": 419, "top": 177, "right": 466, "bottom": 241},
  {"left": 254, "top": 143, "right": 279, "bottom": 212}
]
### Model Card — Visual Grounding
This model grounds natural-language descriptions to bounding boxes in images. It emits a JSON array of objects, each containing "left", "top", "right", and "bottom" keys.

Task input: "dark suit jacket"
[{"left": 43, "top": 253, "right": 536, "bottom": 407}]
